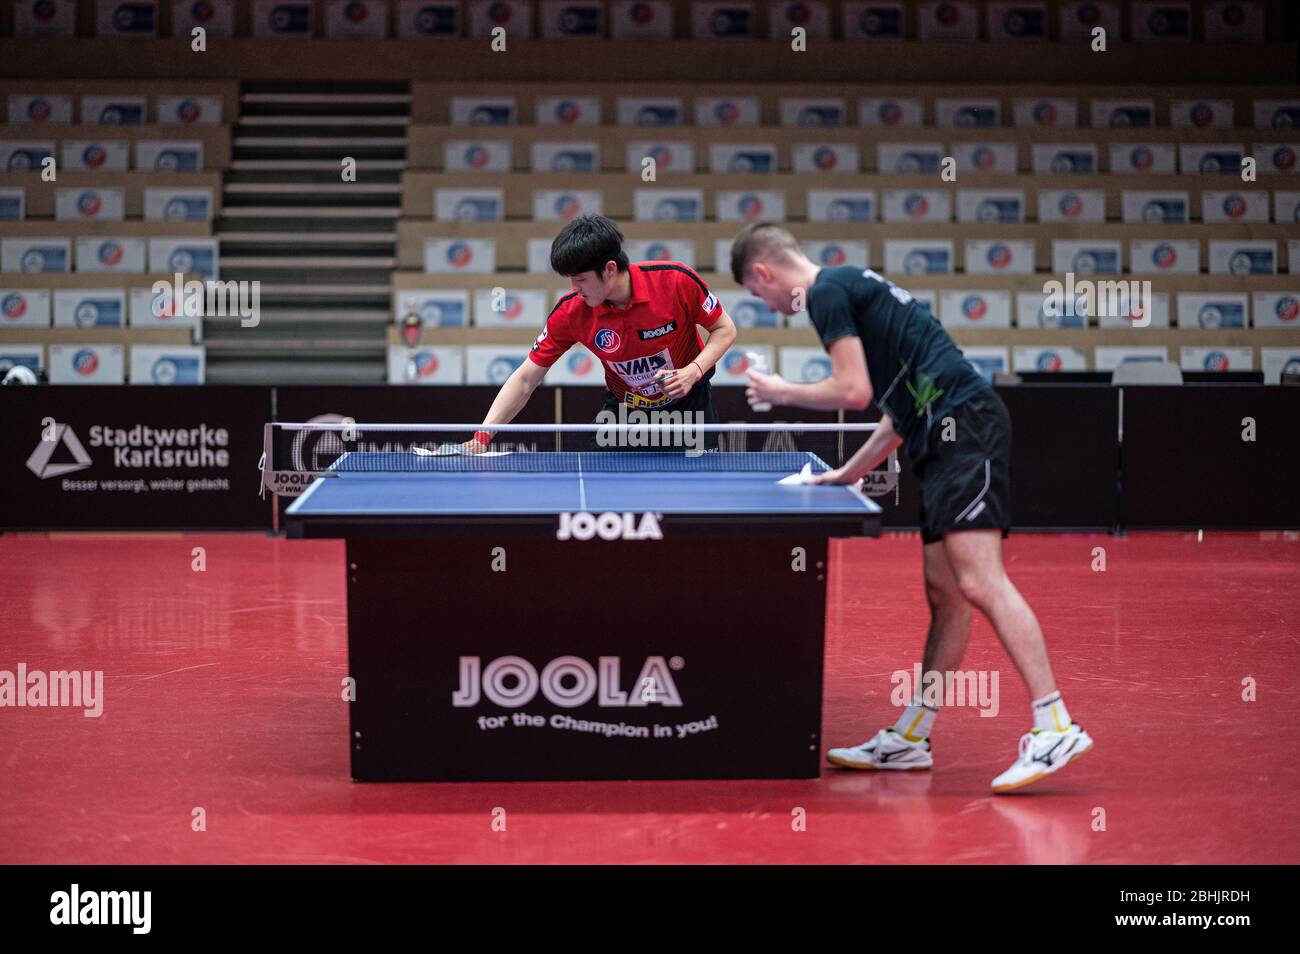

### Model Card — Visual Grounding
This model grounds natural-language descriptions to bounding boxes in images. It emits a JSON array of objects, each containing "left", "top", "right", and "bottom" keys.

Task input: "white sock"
[
  {"left": 1032, "top": 690, "right": 1072, "bottom": 732},
  {"left": 893, "top": 700, "right": 938, "bottom": 741}
]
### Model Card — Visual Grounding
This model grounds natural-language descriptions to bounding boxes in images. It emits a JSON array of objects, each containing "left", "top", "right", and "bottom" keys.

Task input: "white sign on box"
[
  {"left": 435, "top": 188, "right": 504, "bottom": 221},
  {"left": 609, "top": 0, "right": 673, "bottom": 39},
  {"left": 156, "top": 95, "right": 222, "bottom": 125},
  {"left": 533, "top": 190, "right": 603, "bottom": 222},
  {"left": 96, "top": 0, "right": 158, "bottom": 37},
  {"left": 1017, "top": 291, "right": 1085, "bottom": 329},
  {"left": 617, "top": 98, "right": 683, "bottom": 126},
  {"left": 951, "top": 143, "right": 1018, "bottom": 175},
  {"left": 939, "top": 291, "right": 1012, "bottom": 329},
  {"left": 626, "top": 141, "right": 694, "bottom": 174},
  {"left": 965, "top": 240, "right": 1034, "bottom": 275},
  {"left": 1031, "top": 143, "right": 1097, "bottom": 174},
  {"left": 77, "top": 237, "right": 146, "bottom": 273},
  {"left": 713, "top": 345, "right": 775, "bottom": 386},
  {"left": 842, "top": 2, "right": 905, "bottom": 38},
  {"left": 779, "top": 98, "right": 845, "bottom": 127},
  {"left": 859, "top": 98, "right": 923, "bottom": 127},
  {"left": 387, "top": 346, "right": 464, "bottom": 385},
  {"left": 802, "top": 240, "right": 869, "bottom": 269},
  {"left": 2, "top": 239, "right": 71, "bottom": 273},
  {"left": 1180, "top": 347, "right": 1252, "bottom": 374},
  {"left": 49, "top": 345, "right": 126, "bottom": 384},
  {"left": 1091, "top": 99, "right": 1154, "bottom": 128},
  {"left": 710, "top": 143, "right": 777, "bottom": 174},
  {"left": 1176, "top": 293, "right": 1248, "bottom": 329},
  {"left": 0, "top": 140, "right": 54, "bottom": 171},
  {"left": 15, "top": 0, "right": 76, "bottom": 36},
  {"left": 55, "top": 188, "right": 125, "bottom": 221},
  {"left": 1013, "top": 98, "right": 1077, "bottom": 128},
  {"left": 692, "top": 2, "right": 756, "bottom": 38},
  {"left": 792, "top": 143, "right": 858, "bottom": 174},
  {"left": 424, "top": 238, "right": 495, "bottom": 274},
  {"left": 960, "top": 347, "right": 1010, "bottom": 382},
  {"left": 149, "top": 238, "right": 219, "bottom": 280},
  {"left": 7, "top": 95, "right": 74, "bottom": 124},
  {"left": 130, "top": 345, "right": 206, "bottom": 384},
  {"left": 0, "top": 289, "right": 51, "bottom": 326},
  {"left": 544, "top": 346, "right": 605, "bottom": 385},
  {"left": 1096, "top": 291, "right": 1170, "bottom": 329},
  {"left": 768, "top": 0, "right": 830, "bottom": 38},
  {"left": 0, "top": 345, "right": 44, "bottom": 374},
  {"left": 539, "top": 1, "right": 603, "bottom": 38},
  {"left": 715, "top": 292, "right": 779, "bottom": 328},
  {"left": 1094, "top": 347, "right": 1170, "bottom": 372},
  {"left": 634, "top": 189, "right": 704, "bottom": 222},
  {"left": 1261, "top": 348, "right": 1300, "bottom": 383},
  {"left": 1130, "top": 1, "right": 1192, "bottom": 40},
  {"left": 1292, "top": 240, "right": 1300, "bottom": 273},
  {"left": 884, "top": 240, "right": 953, "bottom": 275},
  {"left": 625, "top": 239, "right": 695, "bottom": 267},
  {"left": 1254, "top": 100, "right": 1300, "bottom": 129},
  {"left": 808, "top": 190, "right": 875, "bottom": 222},
  {"left": 716, "top": 190, "right": 785, "bottom": 222},
  {"left": 1201, "top": 191, "right": 1269, "bottom": 223},
  {"left": 1179, "top": 143, "right": 1245, "bottom": 175},
  {"left": 957, "top": 189, "right": 1024, "bottom": 223},
  {"left": 473, "top": 289, "right": 547, "bottom": 327},
  {"left": 535, "top": 98, "right": 601, "bottom": 126},
  {"left": 695, "top": 97, "right": 761, "bottom": 127},
  {"left": 1130, "top": 240, "right": 1199, "bottom": 275},
  {"left": 396, "top": 2, "right": 460, "bottom": 37},
  {"left": 466, "top": 346, "right": 530, "bottom": 385},
  {"left": 1204, "top": 0, "right": 1264, "bottom": 40},
  {"left": 393, "top": 289, "right": 469, "bottom": 327},
  {"left": 1170, "top": 99, "right": 1232, "bottom": 128},
  {"left": 144, "top": 187, "right": 214, "bottom": 221},
  {"left": 174, "top": 0, "right": 236, "bottom": 37},
  {"left": 54, "top": 289, "right": 127, "bottom": 327},
  {"left": 1121, "top": 190, "right": 1188, "bottom": 223},
  {"left": 986, "top": 2, "right": 1049, "bottom": 40},
  {"left": 877, "top": 142, "right": 945, "bottom": 174},
  {"left": 468, "top": 0, "right": 530, "bottom": 35},
  {"left": 1274, "top": 193, "right": 1300, "bottom": 224},
  {"left": 62, "top": 140, "right": 130, "bottom": 172},
  {"left": 1013, "top": 346, "right": 1087, "bottom": 373},
  {"left": 450, "top": 98, "right": 516, "bottom": 126},
  {"left": 324, "top": 0, "right": 388, "bottom": 36},
  {"left": 1109, "top": 142, "right": 1177, "bottom": 173},
  {"left": 918, "top": 0, "right": 977, "bottom": 39},
  {"left": 136, "top": 140, "right": 204, "bottom": 171},
  {"left": 129, "top": 287, "right": 203, "bottom": 341},
  {"left": 251, "top": 0, "right": 313, "bottom": 37},
  {"left": 881, "top": 189, "right": 951, "bottom": 222},
  {"left": 444, "top": 140, "right": 512, "bottom": 172},
  {"left": 780, "top": 347, "right": 833, "bottom": 384},
  {"left": 0, "top": 188, "right": 24, "bottom": 221},
  {"left": 527, "top": 239, "right": 554, "bottom": 273},
  {"left": 1251, "top": 293, "right": 1300, "bottom": 329},
  {"left": 1060, "top": 0, "right": 1120, "bottom": 39},
  {"left": 1052, "top": 240, "right": 1121, "bottom": 275},
  {"left": 935, "top": 99, "right": 1000, "bottom": 128},
  {"left": 1210, "top": 241, "right": 1276, "bottom": 275}
]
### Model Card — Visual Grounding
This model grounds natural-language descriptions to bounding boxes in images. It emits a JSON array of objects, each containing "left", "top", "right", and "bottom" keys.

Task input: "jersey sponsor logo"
[
  {"left": 531, "top": 326, "right": 548, "bottom": 351},
  {"left": 638, "top": 321, "right": 676, "bottom": 340},
  {"left": 610, "top": 348, "right": 672, "bottom": 394},
  {"left": 594, "top": 327, "right": 621, "bottom": 352},
  {"left": 701, "top": 292, "right": 717, "bottom": 313}
]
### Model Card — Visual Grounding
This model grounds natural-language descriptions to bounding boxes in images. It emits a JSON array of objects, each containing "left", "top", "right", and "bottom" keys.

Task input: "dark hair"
[
  {"left": 550, "top": 214, "right": 629, "bottom": 276},
  {"left": 729, "top": 221, "right": 801, "bottom": 284}
]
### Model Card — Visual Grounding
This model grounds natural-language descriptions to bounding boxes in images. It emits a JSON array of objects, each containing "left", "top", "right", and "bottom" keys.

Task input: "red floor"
[{"left": 2, "top": 530, "right": 1297, "bottom": 864}]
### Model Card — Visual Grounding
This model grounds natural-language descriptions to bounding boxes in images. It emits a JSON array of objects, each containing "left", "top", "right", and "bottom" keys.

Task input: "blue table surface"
[{"left": 286, "top": 451, "right": 883, "bottom": 517}]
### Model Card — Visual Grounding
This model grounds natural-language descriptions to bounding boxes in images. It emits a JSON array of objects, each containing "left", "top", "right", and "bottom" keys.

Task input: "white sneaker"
[
  {"left": 827, "top": 728, "right": 933, "bottom": 771},
  {"left": 991, "top": 724, "right": 1093, "bottom": 794}
]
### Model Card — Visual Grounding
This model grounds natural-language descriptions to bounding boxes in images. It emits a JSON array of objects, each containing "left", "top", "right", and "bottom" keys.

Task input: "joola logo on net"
[
  {"left": 453, "top": 655, "right": 684, "bottom": 708},
  {"left": 557, "top": 511, "right": 663, "bottom": 540}
]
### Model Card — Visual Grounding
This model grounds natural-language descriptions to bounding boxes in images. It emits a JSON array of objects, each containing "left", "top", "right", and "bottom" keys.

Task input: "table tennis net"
[{"left": 262, "top": 422, "right": 878, "bottom": 486}]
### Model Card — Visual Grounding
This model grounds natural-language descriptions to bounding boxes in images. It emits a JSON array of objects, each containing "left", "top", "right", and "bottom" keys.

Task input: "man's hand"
[
  {"left": 656, "top": 364, "right": 700, "bottom": 400},
  {"left": 459, "top": 439, "right": 489, "bottom": 455},
  {"left": 745, "top": 369, "right": 787, "bottom": 409},
  {"left": 811, "top": 466, "right": 860, "bottom": 486}
]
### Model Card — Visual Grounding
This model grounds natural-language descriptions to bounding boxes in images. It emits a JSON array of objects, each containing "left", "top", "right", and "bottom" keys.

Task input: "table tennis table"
[{"left": 286, "top": 451, "right": 881, "bottom": 782}]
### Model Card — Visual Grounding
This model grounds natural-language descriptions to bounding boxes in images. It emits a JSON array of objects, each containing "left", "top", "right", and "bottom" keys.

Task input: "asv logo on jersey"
[
  {"left": 453, "top": 655, "right": 684, "bottom": 708},
  {"left": 557, "top": 511, "right": 663, "bottom": 541}
]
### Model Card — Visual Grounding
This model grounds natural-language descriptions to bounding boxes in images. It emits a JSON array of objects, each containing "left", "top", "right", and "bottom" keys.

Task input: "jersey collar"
[{"left": 595, "top": 264, "right": 650, "bottom": 315}]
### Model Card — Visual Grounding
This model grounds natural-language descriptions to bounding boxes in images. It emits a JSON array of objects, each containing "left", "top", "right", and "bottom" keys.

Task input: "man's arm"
[
  {"left": 466, "top": 359, "right": 548, "bottom": 450},
  {"left": 746, "top": 335, "right": 872, "bottom": 411},
  {"left": 812, "top": 414, "right": 903, "bottom": 485},
  {"left": 658, "top": 310, "right": 737, "bottom": 400}
]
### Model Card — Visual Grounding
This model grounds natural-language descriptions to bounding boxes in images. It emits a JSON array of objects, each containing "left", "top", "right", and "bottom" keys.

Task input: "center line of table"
[{"left": 577, "top": 455, "right": 587, "bottom": 511}]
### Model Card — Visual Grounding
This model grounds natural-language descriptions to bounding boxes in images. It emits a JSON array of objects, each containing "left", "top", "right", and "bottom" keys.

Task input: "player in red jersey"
[{"left": 470, "top": 215, "right": 737, "bottom": 449}]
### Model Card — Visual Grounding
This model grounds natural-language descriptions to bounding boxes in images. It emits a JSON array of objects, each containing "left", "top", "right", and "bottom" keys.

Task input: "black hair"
[{"left": 550, "top": 214, "right": 629, "bottom": 277}]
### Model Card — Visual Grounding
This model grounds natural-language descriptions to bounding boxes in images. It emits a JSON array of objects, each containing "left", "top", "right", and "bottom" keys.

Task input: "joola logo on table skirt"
[
  {"left": 453, "top": 655, "right": 684, "bottom": 707},
  {"left": 557, "top": 511, "right": 663, "bottom": 540}
]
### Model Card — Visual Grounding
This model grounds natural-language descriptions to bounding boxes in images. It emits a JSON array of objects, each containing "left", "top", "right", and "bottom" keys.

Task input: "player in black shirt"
[{"left": 731, "top": 223, "right": 1093, "bottom": 793}]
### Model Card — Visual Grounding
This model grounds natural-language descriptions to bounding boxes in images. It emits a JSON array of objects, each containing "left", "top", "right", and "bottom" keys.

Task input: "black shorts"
[
  {"left": 591, "top": 379, "right": 720, "bottom": 451},
  {"left": 913, "top": 388, "right": 1012, "bottom": 545}
]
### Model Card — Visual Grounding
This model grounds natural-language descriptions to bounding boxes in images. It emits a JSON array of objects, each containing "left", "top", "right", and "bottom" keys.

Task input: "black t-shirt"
[{"left": 807, "top": 266, "right": 989, "bottom": 461}]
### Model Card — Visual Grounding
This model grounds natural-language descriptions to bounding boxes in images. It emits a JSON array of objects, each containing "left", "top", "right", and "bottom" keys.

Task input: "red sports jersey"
[{"left": 528, "top": 261, "right": 724, "bottom": 408}]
